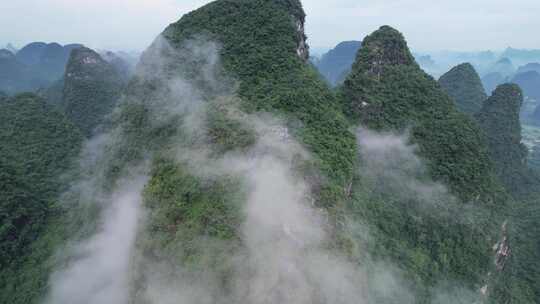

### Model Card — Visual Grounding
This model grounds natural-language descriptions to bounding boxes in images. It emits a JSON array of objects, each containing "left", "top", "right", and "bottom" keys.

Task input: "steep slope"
[
  {"left": 18, "top": 1, "right": 357, "bottom": 303},
  {"left": 62, "top": 47, "right": 124, "bottom": 136},
  {"left": 475, "top": 84, "right": 531, "bottom": 195},
  {"left": 340, "top": 25, "right": 509, "bottom": 301},
  {"left": 160, "top": 0, "right": 355, "bottom": 188},
  {"left": 38, "top": 43, "right": 76, "bottom": 79},
  {"left": 438, "top": 63, "right": 487, "bottom": 115},
  {"left": 475, "top": 85, "right": 540, "bottom": 303},
  {"left": 0, "top": 93, "right": 82, "bottom": 304},
  {"left": 342, "top": 26, "right": 501, "bottom": 202},
  {"left": 11, "top": 42, "right": 83, "bottom": 92},
  {"left": 316, "top": 40, "right": 361, "bottom": 85}
]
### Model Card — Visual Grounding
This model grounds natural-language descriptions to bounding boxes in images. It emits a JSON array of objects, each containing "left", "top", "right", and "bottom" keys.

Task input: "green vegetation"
[
  {"left": 475, "top": 84, "right": 532, "bottom": 195},
  {"left": 340, "top": 25, "right": 509, "bottom": 302},
  {"left": 475, "top": 84, "right": 540, "bottom": 302},
  {"left": 163, "top": 0, "right": 355, "bottom": 205},
  {"left": 3, "top": 2, "right": 540, "bottom": 304},
  {"left": 438, "top": 63, "right": 487, "bottom": 115},
  {"left": 62, "top": 47, "right": 124, "bottom": 137},
  {"left": 111, "top": 0, "right": 358, "bottom": 295},
  {"left": 134, "top": 159, "right": 244, "bottom": 288},
  {"left": 0, "top": 93, "right": 82, "bottom": 303},
  {"left": 341, "top": 26, "right": 502, "bottom": 204}
]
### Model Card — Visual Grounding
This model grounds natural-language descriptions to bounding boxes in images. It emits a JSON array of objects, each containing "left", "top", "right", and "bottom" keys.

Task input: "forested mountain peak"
[
  {"left": 15, "top": 42, "right": 48, "bottom": 65},
  {"left": 62, "top": 46, "right": 124, "bottom": 137},
  {"left": 475, "top": 84, "right": 528, "bottom": 193},
  {"left": 339, "top": 25, "right": 516, "bottom": 302},
  {"left": 342, "top": 25, "right": 504, "bottom": 204},
  {"left": 65, "top": 47, "right": 112, "bottom": 78},
  {"left": 478, "top": 84, "right": 523, "bottom": 123},
  {"left": 353, "top": 25, "right": 417, "bottom": 71},
  {"left": 2, "top": 1, "right": 540, "bottom": 304},
  {"left": 438, "top": 62, "right": 487, "bottom": 115}
]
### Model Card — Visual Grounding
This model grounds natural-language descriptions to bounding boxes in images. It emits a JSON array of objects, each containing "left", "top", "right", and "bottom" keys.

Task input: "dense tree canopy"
[
  {"left": 438, "top": 63, "right": 487, "bottom": 115},
  {"left": 62, "top": 47, "right": 124, "bottom": 136},
  {"left": 340, "top": 25, "right": 510, "bottom": 302},
  {"left": 0, "top": 93, "right": 82, "bottom": 303}
]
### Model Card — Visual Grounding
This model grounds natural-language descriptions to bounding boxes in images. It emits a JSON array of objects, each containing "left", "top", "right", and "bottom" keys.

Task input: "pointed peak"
[
  {"left": 355, "top": 25, "right": 416, "bottom": 69},
  {"left": 440, "top": 62, "right": 482, "bottom": 82},
  {"left": 490, "top": 83, "right": 523, "bottom": 103},
  {"left": 439, "top": 62, "right": 486, "bottom": 115},
  {"left": 451, "top": 62, "right": 475, "bottom": 72},
  {"left": 68, "top": 47, "right": 107, "bottom": 66}
]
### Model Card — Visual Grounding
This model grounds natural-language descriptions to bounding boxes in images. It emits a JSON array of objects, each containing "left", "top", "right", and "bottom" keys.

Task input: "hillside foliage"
[
  {"left": 438, "top": 63, "right": 487, "bottom": 115},
  {"left": 0, "top": 94, "right": 82, "bottom": 303}
]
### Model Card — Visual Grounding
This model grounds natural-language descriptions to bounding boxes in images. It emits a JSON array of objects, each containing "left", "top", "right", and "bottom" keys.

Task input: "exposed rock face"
[
  {"left": 295, "top": 18, "right": 309, "bottom": 61},
  {"left": 62, "top": 47, "right": 124, "bottom": 136},
  {"left": 494, "top": 221, "right": 510, "bottom": 271},
  {"left": 439, "top": 62, "right": 487, "bottom": 115}
]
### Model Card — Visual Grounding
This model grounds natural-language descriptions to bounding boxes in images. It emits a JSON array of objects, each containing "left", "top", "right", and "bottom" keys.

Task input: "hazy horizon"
[{"left": 1, "top": 0, "right": 539, "bottom": 53}]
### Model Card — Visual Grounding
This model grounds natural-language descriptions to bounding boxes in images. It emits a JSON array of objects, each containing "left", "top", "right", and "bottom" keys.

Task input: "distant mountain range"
[
  {"left": 0, "top": 42, "right": 82, "bottom": 94},
  {"left": 0, "top": 42, "right": 139, "bottom": 95},
  {"left": 315, "top": 40, "right": 361, "bottom": 86}
]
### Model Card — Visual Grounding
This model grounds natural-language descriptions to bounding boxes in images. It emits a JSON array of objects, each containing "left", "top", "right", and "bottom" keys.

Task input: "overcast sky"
[{"left": 1, "top": 0, "right": 539, "bottom": 52}]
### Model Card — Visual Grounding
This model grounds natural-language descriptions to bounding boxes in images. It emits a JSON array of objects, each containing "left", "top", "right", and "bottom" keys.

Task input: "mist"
[
  {"left": 43, "top": 31, "right": 490, "bottom": 304},
  {"left": 46, "top": 177, "right": 147, "bottom": 304}
]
